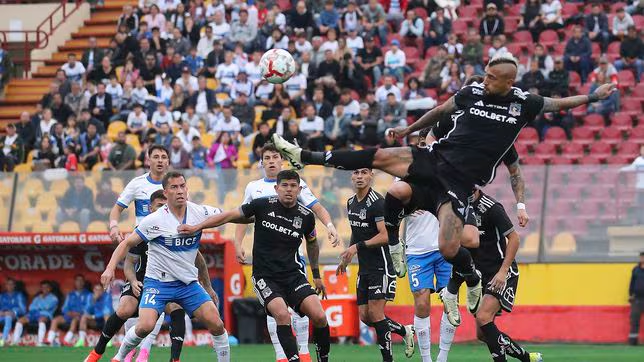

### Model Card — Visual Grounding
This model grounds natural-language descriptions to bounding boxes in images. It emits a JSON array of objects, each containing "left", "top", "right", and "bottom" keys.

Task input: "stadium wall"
[{"left": 241, "top": 263, "right": 638, "bottom": 343}]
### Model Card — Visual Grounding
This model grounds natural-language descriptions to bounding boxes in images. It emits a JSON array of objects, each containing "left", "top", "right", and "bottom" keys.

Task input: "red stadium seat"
[
  {"left": 572, "top": 104, "right": 588, "bottom": 119},
  {"left": 577, "top": 155, "right": 604, "bottom": 164},
  {"left": 571, "top": 127, "right": 596, "bottom": 147},
  {"left": 590, "top": 43, "right": 601, "bottom": 61},
  {"left": 549, "top": 155, "right": 574, "bottom": 165},
  {"left": 599, "top": 127, "right": 623, "bottom": 146},
  {"left": 514, "top": 142, "right": 529, "bottom": 156},
  {"left": 507, "top": 3, "right": 522, "bottom": 16},
  {"left": 552, "top": 43, "right": 566, "bottom": 57},
  {"left": 561, "top": 142, "right": 585, "bottom": 158},
  {"left": 411, "top": 7, "right": 428, "bottom": 19},
  {"left": 425, "top": 47, "right": 438, "bottom": 59},
  {"left": 589, "top": 142, "right": 612, "bottom": 157},
  {"left": 582, "top": 114, "right": 605, "bottom": 133},
  {"left": 562, "top": 3, "right": 580, "bottom": 17},
  {"left": 577, "top": 82, "right": 592, "bottom": 95},
  {"left": 622, "top": 98, "right": 643, "bottom": 117},
  {"left": 618, "top": 141, "right": 641, "bottom": 155},
  {"left": 507, "top": 43, "right": 523, "bottom": 57},
  {"left": 617, "top": 70, "right": 636, "bottom": 90},
  {"left": 459, "top": 6, "right": 479, "bottom": 19},
  {"left": 634, "top": 15, "right": 644, "bottom": 29},
  {"left": 403, "top": 46, "right": 420, "bottom": 64},
  {"left": 504, "top": 19, "right": 518, "bottom": 35},
  {"left": 610, "top": 2, "right": 628, "bottom": 13},
  {"left": 277, "top": 0, "right": 292, "bottom": 10},
  {"left": 423, "top": 88, "right": 438, "bottom": 99},
  {"left": 452, "top": 19, "right": 468, "bottom": 34},
  {"left": 629, "top": 126, "right": 644, "bottom": 143},
  {"left": 535, "top": 142, "right": 557, "bottom": 159},
  {"left": 517, "top": 127, "right": 539, "bottom": 147},
  {"left": 606, "top": 155, "right": 632, "bottom": 165},
  {"left": 611, "top": 112, "right": 633, "bottom": 132},
  {"left": 521, "top": 155, "right": 546, "bottom": 165},
  {"left": 607, "top": 41, "right": 621, "bottom": 57},
  {"left": 568, "top": 71, "right": 582, "bottom": 91},
  {"left": 631, "top": 83, "right": 644, "bottom": 101},
  {"left": 543, "top": 126, "right": 568, "bottom": 146},
  {"left": 538, "top": 30, "right": 559, "bottom": 48},
  {"left": 512, "top": 31, "right": 533, "bottom": 46}
]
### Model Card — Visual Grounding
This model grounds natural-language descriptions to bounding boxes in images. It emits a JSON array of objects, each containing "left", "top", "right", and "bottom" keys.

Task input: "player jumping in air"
[
  {"left": 271, "top": 54, "right": 616, "bottom": 325},
  {"left": 100, "top": 171, "right": 231, "bottom": 362},
  {"left": 179, "top": 170, "right": 332, "bottom": 362},
  {"left": 337, "top": 168, "right": 415, "bottom": 361},
  {"left": 235, "top": 144, "right": 339, "bottom": 362},
  {"left": 470, "top": 189, "right": 543, "bottom": 362}
]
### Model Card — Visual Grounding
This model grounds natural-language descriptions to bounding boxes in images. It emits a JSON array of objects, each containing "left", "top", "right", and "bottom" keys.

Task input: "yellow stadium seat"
[
  {"left": 32, "top": 223, "right": 54, "bottom": 232},
  {"left": 216, "top": 93, "right": 229, "bottom": 103},
  {"left": 520, "top": 232, "right": 540, "bottom": 255},
  {"left": 13, "top": 163, "right": 31, "bottom": 173},
  {"left": 49, "top": 179, "right": 70, "bottom": 198},
  {"left": 550, "top": 232, "right": 577, "bottom": 254},
  {"left": 26, "top": 150, "right": 35, "bottom": 164},
  {"left": 187, "top": 176, "right": 205, "bottom": 192},
  {"left": 92, "top": 163, "right": 106, "bottom": 171},
  {"left": 110, "top": 177, "right": 125, "bottom": 194},
  {"left": 58, "top": 221, "right": 80, "bottom": 232},
  {"left": 107, "top": 121, "right": 127, "bottom": 140},
  {"left": 87, "top": 221, "right": 108, "bottom": 232},
  {"left": 126, "top": 134, "right": 141, "bottom": 149},
  {"left": 114, "top": 66, "right": 124, "bottom": 83},
  {"left": 254, "top": 106, "right": 266, "bottom": 123},
  {"left": 77, "top": 164, "right": 86, "bottom": 171},
  {"left": 37, "top": 193, "right": 58, "bottom": 213},
  {"left": 266, "top": 118, "right": 276, "bottom": 129},
  {"left": 206, "top": 78, "right": 218, "bottom": 90},
  {"left": 201, "top": 133, "right": 215, "bottom": 148}
]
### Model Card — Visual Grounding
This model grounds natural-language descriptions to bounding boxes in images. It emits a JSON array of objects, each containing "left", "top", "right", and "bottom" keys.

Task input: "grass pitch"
[{"left": 0, "top": 343, "right": 642, "bottom": 362}]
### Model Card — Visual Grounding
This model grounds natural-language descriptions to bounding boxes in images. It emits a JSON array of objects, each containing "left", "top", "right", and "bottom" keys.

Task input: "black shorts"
[
  {"left": 252, "top": 273, "right": 317, "bottom": 317},
  {"left": 405, "top": 146, "right": 476, "bottom": 223},
  {"left": 482, "top": 270, "right": 519, "bottom": 313},
  {"left": 120, "top": 281, "right": 142, "bottom": 302},
  {"left": 356, "top": 273, "right": 397, "bottom": 305}
]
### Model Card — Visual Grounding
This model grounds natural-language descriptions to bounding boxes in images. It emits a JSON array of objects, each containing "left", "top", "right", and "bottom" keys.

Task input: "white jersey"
[
  {"left": 116, "top": 173, "right": 164, "bottom": 225},
  {"left": 135, "top": 201, "right": 222, "bottom": 284},
  {"left": 403, "top": 210, "right": 440, "bottom": 255}
]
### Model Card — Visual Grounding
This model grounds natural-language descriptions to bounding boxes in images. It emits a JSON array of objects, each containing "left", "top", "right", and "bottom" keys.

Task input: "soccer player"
[
  {"left": 470, "top": 189, "right": 542, "bottom": 362},
  {"left": 179, "top": 170, "right": 332, "bottom": 362},
  {"left": 100, "top": 171, "right": 230, "bottom": 362},
  {"left": 12, "top": 280, "right": 59, "bottom": 346},
  {"left": 76, "top": 284, "right": 114, "bottom": 348},
  {"left": 336, "top": 168, "right": 414, "bottom": 362},
  {"left": 235, "top": 143, "right": 339, "bottom": 362},
  {"left": 271, "top": 54, "right": 616, "bottom": 325},
  {"left": 47, "top": 274, "right": 91, "bottom": 346},
  {"left": 0, "top": 278, "right": 26, "bottom": 346}
]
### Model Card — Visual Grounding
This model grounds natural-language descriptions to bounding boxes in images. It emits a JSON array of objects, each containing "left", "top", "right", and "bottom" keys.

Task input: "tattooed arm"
[
  {"left": 541, "top": 83, "right": 616, "bottom": 112},
  {"left": 391, "top": 96, "right": 457, "bottom": 138},
  {"left": 507, "top": 160, "right": 529, "bottom": 227}
]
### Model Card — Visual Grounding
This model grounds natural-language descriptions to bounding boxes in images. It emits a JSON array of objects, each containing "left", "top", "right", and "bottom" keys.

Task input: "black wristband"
[
  {"left": 312, "top": 268, "right": 321, "bottom": 279},
  {"left": 588, "top": 93, "right": 599, "bottom": 103},
  {"left": 357, "top": 240, "right": 367, "bottom": 251}
]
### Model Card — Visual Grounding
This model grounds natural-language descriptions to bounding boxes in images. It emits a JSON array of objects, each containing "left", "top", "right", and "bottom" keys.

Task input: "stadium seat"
[
  {"left": 517, "top": 127, "right": 539, "bottom": 144},
  {"left": 87, "top": 221, "right": 107, "bottom": 232},
  {"left": 59, "top": 221, "right": 80, "bottom": 232},
  {"left": 560, "top": 142, "right": 585, "bottom": 158},
  {"left": 521, "top": 155, "right": 545, "bottom": 165},
  {"left": 618, "top": 141, "right": 641, "bottom": 156},
  {"left": 610, "top": 2, "right": 628, "bottom": 13},
  {"left": 504, "top": 19, "right": 518, "bottom": 35},
  {"left": 514, "top": 142, "right": 529, "bottom": 156},
  {"left": 631, "top": 83, "right": 644, "bottom": 102},
  {"left": 452, "top": 19, "right": 468, "bottom": 35},
  {"left": 32, "top": 223, "right": 54, "bottom": 232},
  {"left": 577, "top": 155, "right": 604, "bottom": 164},
  {"left": 599, "top": 126, "right": 623, "bottom": 146},
  {"left": 520, "top": 232, "right": 540, "bottom": 255},
  {"left": 549, "top": 155, "right": 573, "bottom": 165},
  {"left": 562, "top": 2, "right": 580, "bottom": 17},
  {"left": 628, "top": 126, "right": 644, "bottom": 143},
  {"left": 424, "top": 46, "right": 438, "bottom": 59},
  {"left": 543, "top": 126, "right": 567, "bottom": 146},
  {"left": 412, "top": 7, "right": 428, "bottom": 19},
  {"left": 582, "top": 114, "right": 605, "bottom": 133},
  {"left": 568, "top": 71, "right": 581, "bottom": 91},
  {"left": 534, "top": 142, "right": 557, "bottom": 157},
  {"left": 538, "top": 30, "right": 559, "bottom": 48},
  {"left": 512, "top": 31, "right": 532, "bottom": 46},
  {"left": 458, "top": 6, "right": 479, "bottom": 20},
  {"left": 550, "top": 232, "right": 577, "bottom": 254},
  {"left": 606, "top": 155, "right": 632, "bottom": 164},
  {"left": 617, "top": 70, "right": 636, "bottom": 90},
  {"left": 589, "top": 142, "right": 612, "bottom": 157},
  {"left": 571, "top": 127, "right": 595, "bottom": 148},
  {"left": 611, "top": 112, "right": 633, "bottom": 132},
  {"left": 107, "top": 121, "right": 127, "bottom": 141},
  {"left": 621, "top": 98, "right": 642, "bottom": 118}
]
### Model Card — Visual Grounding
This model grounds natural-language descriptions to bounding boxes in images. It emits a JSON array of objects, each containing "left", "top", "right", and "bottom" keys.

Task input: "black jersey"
[
  {"left": 432, "top": 83, "right": 543, "bottom": 186},
  {"left": 347, "top": 188, "right": 393, "bottom": 276},
  {"left": 241, "top": 196, "right": 316, "bottom": 278},
  {"left": 129, "top": 241, "right": 148, "bottom": 281},
  {"left": 430, "top": 114, "right": 519, "bottom": 167},
  {"left": 471, "top": 192, "right": 518, "bottom": 277}
]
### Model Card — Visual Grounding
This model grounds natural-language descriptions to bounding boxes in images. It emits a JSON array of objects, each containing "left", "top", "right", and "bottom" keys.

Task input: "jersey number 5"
[{"left": 411, "top": 273, "right": 419, "bottom": 288}]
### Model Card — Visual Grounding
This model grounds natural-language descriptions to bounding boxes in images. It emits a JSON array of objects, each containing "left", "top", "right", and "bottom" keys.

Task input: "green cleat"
[{"left": 529, "top": 352, "right": 543, "bottom": 361}]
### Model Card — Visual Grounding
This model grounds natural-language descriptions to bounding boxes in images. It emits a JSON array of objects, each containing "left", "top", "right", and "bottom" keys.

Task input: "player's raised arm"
[
  {"left": 541, "top": 83, "right": 616, "bottom": 112},
  {"left": 177, "top": 208, "right": 251, "bottom": 235},
  {"left": 390, "top": 96, "right": 457, "bottom": 138},
  {"left": 101, "top": 232, "right": 143, "bottom": 290}
]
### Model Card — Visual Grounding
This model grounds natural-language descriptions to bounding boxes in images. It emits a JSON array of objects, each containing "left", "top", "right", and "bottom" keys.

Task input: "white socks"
[
  {"left": 184, "top": 314, "right": 195, "bottom": 343},
  {"left": 140, "top": 313, "right": 164, "bottom": 351},
  {"left": 12, "top": 322, "right": 23, "bottom": 344},
  {"left": 37, "top": 322, "right": 46, "bottom": 345},
  {"left": 47, "top": 330, "right": 56, "bottom": 344},
  {"left": 292, "top": 313, "right": 310, "bottom": 354},
  {"left": 124, "top": 317, "right": 138, "bottom": 335},
  {"left": 64, "top": 331, "right": 74, "bottom": 344},
  {"left": 212, "top": 330, "right": 230, "bottom": 362},
  {"left": 114, "top": 327, "right": 144, "bottom": 361},
  {"left": 267, "top": 315, "right": 287, "bottom": 359},
  {"left": 79, "top": 330, "right": 87, "bottom": 343},
  {"left": 414, "top": 315, "right": 432, "bottom": 362},
  {"left": 436, "top": 312, "right": 456, "bottom": 362}
]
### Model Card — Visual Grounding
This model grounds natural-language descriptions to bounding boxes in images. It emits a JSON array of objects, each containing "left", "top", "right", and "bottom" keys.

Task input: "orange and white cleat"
[
  {"left": 83, "top": 350, "right": 103, "bottom": 362},
  {"left": 299, "top": 353, "right": 312, "bottom": 362}
]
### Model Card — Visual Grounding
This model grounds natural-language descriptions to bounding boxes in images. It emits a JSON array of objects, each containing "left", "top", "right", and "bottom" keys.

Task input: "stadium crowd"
[{"left": 0, "top": 0, "right": 643, "bottom": 173}]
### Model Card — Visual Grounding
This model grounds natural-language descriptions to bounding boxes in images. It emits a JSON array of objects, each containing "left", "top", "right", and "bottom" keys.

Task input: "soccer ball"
[{"left": 260, "top": 49, "right": 295, "bottom": 84}]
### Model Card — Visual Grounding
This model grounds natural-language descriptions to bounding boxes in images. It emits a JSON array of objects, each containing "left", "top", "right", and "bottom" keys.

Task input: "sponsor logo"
[
  {"left": 509, "top": 102, "right": 522, "bottom": 117},
  {"left": 146, "top": 288, "right": 160, "bottom": 294},
  {"left": 503, "top": 286, "right": 515, "bottom": 305},
  {"left": 165, "top": 235, "right": 199, "bottom": 247},
  {"left": 256, "top": 278, "right": 267, "bottom": 289},
  {"left": 475, "top": 100, "right": 485, "bottom": 106},
  {"left": 261, "top": 220, "right": 298, "bottom": 237},
  {"left": 409, "top": 264, "right": 421, "bottom": 272},
  {"left": 349, "top": 220, "right": 369, "bottom": 228},
  {"left": 472, "top": 87, "right": 483, "bottom": 95},
  {"left": 469, "top": 108, "right": 517, "bottom": 124},
  {"left": 294, "top": 283, "right": 310, "bottom": 292},
  {"left": 513, "top": 88, "right": 528, "bottom": 100},
  {"left": 326, "top": 305, "right": 343, "bottom": 327},
  {"left": 268, "top": 212, "right": 275, "bottom": 217}
]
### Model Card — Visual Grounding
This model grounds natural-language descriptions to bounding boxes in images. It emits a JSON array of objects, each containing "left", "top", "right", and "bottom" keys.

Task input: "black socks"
[
  {"left": 169, "top": 309, "right": 186, "bottom": 361},
  {"left": 94, "top": 313, "right": 127, "bottom": 354},
  {"left": 313, "top": 325, "right": 330, "bottom": 362},
  {"left": 374, "top": 319, "right": 393, "bottom": 362},
  {"left": 384, "top": 193, "right": 405, "bottom": 246},
  {"left": 277, "top": 324, "right": 299, "bottom": 361},
  {"left": 385, "top": 317, "right": 406, "bottom": 337},
  {"left": 501, "top": 332, "right": 530, "bottom": 362},
  {"left": 302, "top": 148, "right": 377, "bottom": 169},
  {"left": 445, "top": 247, "right": 480, "bottom": 294},
  {"left": 480, "top": 322, "right": 507, "bottom": 362}
]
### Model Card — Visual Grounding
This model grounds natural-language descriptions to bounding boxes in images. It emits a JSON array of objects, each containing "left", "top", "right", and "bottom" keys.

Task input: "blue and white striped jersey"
[{"left": 116, "top": 173, "right": 164, "bottom": 225}]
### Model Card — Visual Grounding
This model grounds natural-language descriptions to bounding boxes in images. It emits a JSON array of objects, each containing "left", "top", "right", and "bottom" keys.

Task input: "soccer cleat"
[
  {"left": 123, "top": 348, "right": 137, "bottom": 362},
  {"left": 276, "top": 359, "right": 288, "bottom": 362},
  {"left": 271, "top": 134, "right": 304, "bottom": 170},
  {"left": 529, "top": 352, "right": 543, "bottom": 361},
  {"left": 0, "top": 339, "right": 4, "bottom": 347},
  {"left": 466, "top": 270, "right": 483, "bottom": 315},
  {"left": 84, "top": 350, "right": 103, "bottom": 362},
  {"left": 74, "top": 338, "right": 85, "bottom": 347},
  {"left": 440, "top": 289, "right": 461, "bottom": 327},
  {"left": 389, "top": 243, "right": 406, "bottom": 277},
  {"left": 299, "top": 353, "right": 312, "bottom": 362},
  {"left": 135, "top": 348, "right": 149, "bottom": 362},
  {"left": 402, "top": 325, "right": 415, "bottom": 358}
]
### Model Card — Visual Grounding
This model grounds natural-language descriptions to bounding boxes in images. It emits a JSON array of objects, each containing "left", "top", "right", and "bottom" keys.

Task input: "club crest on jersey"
[
  {"left": 293, "top": 216, "right": 302, "bottom": 228},
  {"left": 509, "top": 103, "right": 522, "bottom": 117},
  {"left": 359, "top": 208, "right": 367, "bottom": 220}
]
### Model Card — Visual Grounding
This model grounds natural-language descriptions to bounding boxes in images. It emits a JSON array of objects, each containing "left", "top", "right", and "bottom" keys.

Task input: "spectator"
[
  {"left": 176, "top": 67, "right": 199, "bottom": 93},
  {"left": 197, "top": 26, "right": 216, "bottom": 59},
  {"left": 99, "top": 135, "right": 113, "bottom": 166},
  {"left": 441, "top": 62, "right": 464, "bottom": 95},
  {"left": 15, "top": 111, "right": 35, "bottom": 155},
  {"left": 57, "top": 177, "right": 94, "bottom": 230},
  {"left": 540, "top": 0, "right": 563, "bottom": 31},
  {"left": 272, "top": 107, "right": 295, "bottom": 137},
  {"left": 81, "top": 37, "right": 105, "bottom": 72},
  {"left": 588, "top": 71, "right": 619, "bottom": 118},
  {"left": 215, "top": 51, "right": 240, "bottom": 92},
  {"left": 143, "top": 4, "right": 166, "bottom": 33},
  {"left": 89, "top": 83, "right": 113, "bottom": 127},
  {"left": 519, "top": 0, "right": 544, "bottom": 43},
  {"left": 227, "top": 10, "right": 257, "bottom": 53},
  {"left": 61, "top": 53, "right": 86, "bottom": 83},
  {"left": 88, "top": 56, "right": 116, "bottom": 85},
  {"left": 65, "top": 82, "right": 85, "bottom": 117},
  {"left": 520, "top": 58, "right": 547, "bottom": 92},
  {"left": 106, "top": 131, "right": 136, "bottom": 170},
  {"left": 320, "top": 28, "right": 339, "bottom": 53},
  {"left": 340, "top": 1, "right": 362, "bottom": 34},
  {"left": 168, "top": 136, "right": 190, "bottom": 169},
  {"left": 169, "top": 2, "right": 188, "bottom": 32},
  {"left": 151, "top": 102, "right": 174, "bottom": 129},
  {"left": 154, "top": 123, "right": 173, "bottom": 149},
  {"left": 345, "top": 29, "right": 364, "bottom": 55},
  {"left": 383, "top": 39, "right": 407, "bottom": 83},
  {"left": 527, "top": 44, "right": 554, "bottom": 78},
  {"left": 244, "top": 50, "right": 263, "bottom": 86},
  {"left": 564, "top": 25, "right": 592, "bottom": 82},
  {"left": 338, "top": 89, "right": 360, "bottom": 118},
  {"left": 231, "top": 93, "right": 255, "bottom": 136},
  {"left": 78, "top": 123, "right": 101, "bottom": 170},
  {"left": 169, "top": 27, "right": 191, "bottom": 55},
  {"left": 380, "top": 129, "right": 402, "bottom": 148},
  {"left": 0, "top": 124, "right": 23, "bottom": 172},
  {"left": 362, "top": 0, "right": 388, "bottom": 45},
  {"left": 207, "top": 131, "right": 238, "bottom": 169},
  {"left": 613, "top": 7, "right": 634, "bottom": 40},
  {"left": 585, "top": 3, "right": 610, "bottom": 53},
  {"left": 318, "top": 0, "right": 339, "bottom": 35},
  {"left": 419, "top": 46, "right": 448, "bottom": 88},
  {"left": 37, "top": 108, "right": 57, "bottom": 143},
  {"left": 106, "top": 76, "right": 124, "bottom": 112},
  {"left": 78, "top": 108, "right": 105, "bottom": 135},
  {"left": 251, "top": 121, "right": 272, "bottom": 163},
  {"left": 426, "top": 8, "right": 452, "bottom": 48},
  {"left": 299, "top": 103, "right": 325, "bottom": 151},
  {"left": 40, "top": 83, "right": 59, "bottom": 109},
  {"left": 376, "top": 76, "right": 402, "bottom": 102},
  {"left": 12, "top": 281, "right": 58, "bottom": 347},
  {"left": 364, "top": 89, "right": 382, "bottom": 120},
  {"left": 461, "top": 29, "right": 484, "bottom": 73},
  {"left": 351, "top": 102, "right": 379, "bottom": 146},
  {"left": 46, "top": 275, "right": 90, "bottom": 346},
  {"left": 310, "top": 36, "right": 326, "bottom": 66},
  {"left": 547, "top": 57, "right": 569, "bottom": 96},
  {"left": 325, "top": 104, "right": 352, "bottom": 149},
  {"left": 139, "top": 54, "right": 162, "bottom": 94},
  {"left": 534, "top": 91, "right": 573, "bottom": 139},
  {"left": 0, "top": 278, "right": 26, "bottom": 346},
  {"left": 76, "top": 284, "right": 113, "bottom": 348},
  {"left": 400, "top": 9, "right": 423, "bottom": 45},
  {"left": 49, "top": 123, "right": 67, "bottom": 158},
  {"left": 189, "top": 136, "right": 208, "bottom": 169},
  {"left": 289, "top": 1, "right": 315, "bottom": 39},
  {"left": 119, "top": 59, "right": 139, "bottom": 85},
  {"left": 380, "top": 92, "right": 407, "bottom": 130},
  {"left": 356, "top": 36, "right": 383, "bottom": 85},
  {"left": 117, "top": 5, "right": 138, "bottom": 34},
  {"left": 62, "top": 144, "right": 78, "bottom": 171},
  {"left": 309, "top": 87, "right": 332, "bottom": 121},
  {"left": 50, "top": 94, "right": 73, "bottom": 128},
  {"left": 589, "top": 56, "right": 618, "bottom": 85},
  {"left": 284, "top": 119, "right": 308, "bottom": 147},
  {"left": 182, "top": 104, "right": 202, "bottom": 129},
  {"left": 211, "top": 105, "right": 241, "bottom": 141},
  {"left": 615, "top": 26, "right": 644, "bottom": 82},
  {"left": 479, "top": 3, "right": 504, "bottom": 43},
  {"left": 444, "top": 33, "right": 463, "bottom": 58},
  {"left": 316, "top": 49, "right": 342, "bottom": 81},
  {"left": 190, "top": 76, "right": 216, "bottom": 119},
  {"left": 628, "top": 252, "right": 644, "bottom": 345},
  {"left": 177, "top": 120, "right": 201, "bottom": 152},
  {"left": 210, "top": 10, "right": 230, "bottom": 41}
]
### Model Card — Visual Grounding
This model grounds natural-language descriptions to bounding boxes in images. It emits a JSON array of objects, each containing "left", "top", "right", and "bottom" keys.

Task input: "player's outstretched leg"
[
  {"left": 169, "top": 309, "right": 186, "bottom": 362},
  {"left": 113, "top": 309, "right": 158, "bottom": 362},
  {"left": 267, "top": 315, "right": 288, "bottom": 362},
  {"left": 135, "top": 312, "right": 164, "bottom": 362},
  {"left": 84, "top": 296, "right": 138, "bottom": 362},
  {"left": 292, "top": 313, "right": 311, "bottom": 361},
  {"left": 267, "top": 299, "right": 299, "bottom": 361},
  {"left": 299, "top": 295, "right": 330, "bottom": 362}
]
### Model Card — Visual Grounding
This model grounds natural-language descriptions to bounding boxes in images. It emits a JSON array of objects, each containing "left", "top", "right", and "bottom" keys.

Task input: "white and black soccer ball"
[{"left": 260, "top": 49, "right": 295, "bottom": 84}]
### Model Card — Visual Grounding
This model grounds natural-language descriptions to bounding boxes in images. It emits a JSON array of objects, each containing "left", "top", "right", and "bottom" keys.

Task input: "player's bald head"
[{"left": 484, "top": 55, "right": 518, "bottom": 95}]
